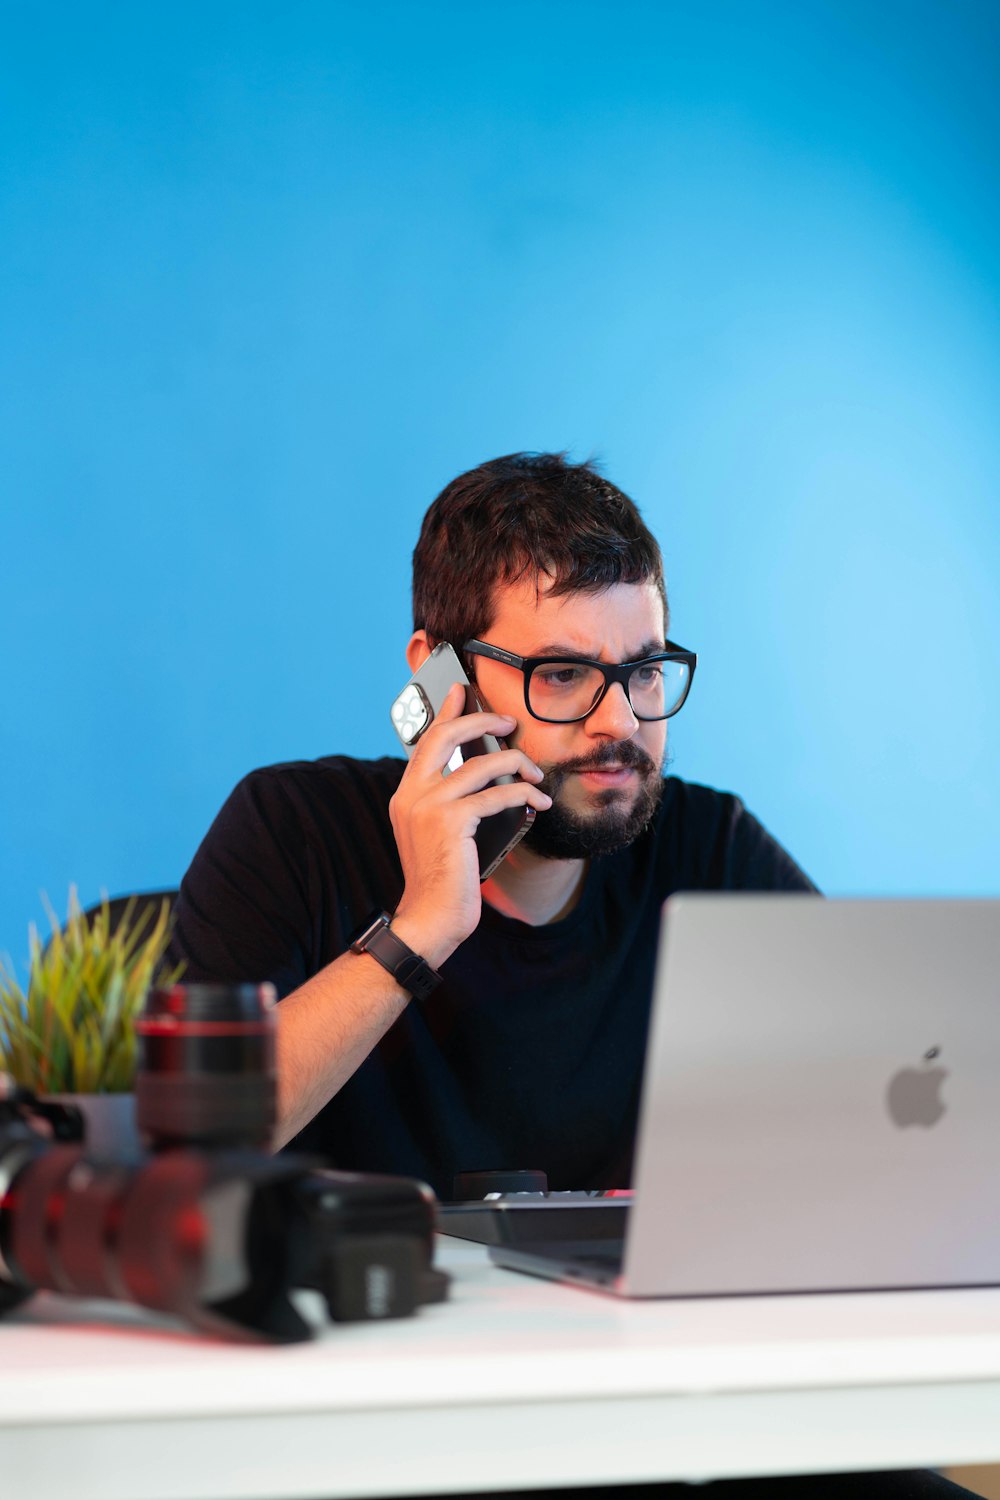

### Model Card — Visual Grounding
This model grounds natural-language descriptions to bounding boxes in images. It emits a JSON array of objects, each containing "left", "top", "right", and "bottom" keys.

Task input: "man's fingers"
[
  {"left": 437, "top": 748, "right": 545, "bottom": 794},
  {"left": 465, "top": 782, "right": 552, "bottom": 821},
  {"left": 409, "top": 706, "right": 519, "bottom": 774}
]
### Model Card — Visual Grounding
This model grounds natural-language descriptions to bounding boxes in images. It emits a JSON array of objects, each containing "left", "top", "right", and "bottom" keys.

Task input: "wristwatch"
[{"left": 349, "top": 911, "right": 443, "bottom": 1002}]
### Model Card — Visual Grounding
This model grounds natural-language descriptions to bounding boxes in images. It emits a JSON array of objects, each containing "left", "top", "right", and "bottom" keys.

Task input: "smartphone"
[{"left": 390, "top": 642, "right": 535, "bottom": 881}]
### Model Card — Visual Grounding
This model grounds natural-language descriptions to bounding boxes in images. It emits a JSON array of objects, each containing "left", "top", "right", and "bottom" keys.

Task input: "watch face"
[{"left": 352, "top": 912, "right": 389, "bottom": 952}]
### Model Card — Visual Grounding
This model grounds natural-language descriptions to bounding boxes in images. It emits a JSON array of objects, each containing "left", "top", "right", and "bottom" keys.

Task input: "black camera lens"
[{"left": 136, "top": 983, "right": 277, "bottom": 1150}]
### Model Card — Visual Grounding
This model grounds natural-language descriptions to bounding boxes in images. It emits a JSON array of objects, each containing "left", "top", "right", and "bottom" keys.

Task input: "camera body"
[{"left": 0, "top": 983, "right": 447, "bottom": 1342}]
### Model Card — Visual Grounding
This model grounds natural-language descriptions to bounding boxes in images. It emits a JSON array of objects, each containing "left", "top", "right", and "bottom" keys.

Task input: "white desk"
[{"left": 4, "top": 1236, "right": 1000, "bottom": 1500}]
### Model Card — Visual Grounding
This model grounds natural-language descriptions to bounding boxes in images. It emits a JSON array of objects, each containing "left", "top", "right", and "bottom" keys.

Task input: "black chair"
[{"left": 81, "top": 890, "right": 179, "bottom": 936}]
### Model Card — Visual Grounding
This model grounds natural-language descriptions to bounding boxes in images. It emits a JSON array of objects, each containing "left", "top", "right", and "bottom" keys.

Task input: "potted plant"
[{"left": 0, "top": 890, "right": 180, "bottom": 1156}]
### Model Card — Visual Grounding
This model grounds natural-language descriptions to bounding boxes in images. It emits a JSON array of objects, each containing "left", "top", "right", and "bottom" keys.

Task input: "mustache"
[{"left": 538, "top": 739, "right": 660, "bottom": 792}]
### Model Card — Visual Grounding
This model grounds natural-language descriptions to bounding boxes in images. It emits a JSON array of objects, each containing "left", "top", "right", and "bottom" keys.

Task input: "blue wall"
[{"left": 3, "top": 1, "right": 998, "bottom": 964}]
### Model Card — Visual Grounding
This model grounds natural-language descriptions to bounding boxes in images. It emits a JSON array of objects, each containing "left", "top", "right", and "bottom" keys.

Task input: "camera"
[{"left": 0, "top": 983, "right": 448, "bottom": 1343}]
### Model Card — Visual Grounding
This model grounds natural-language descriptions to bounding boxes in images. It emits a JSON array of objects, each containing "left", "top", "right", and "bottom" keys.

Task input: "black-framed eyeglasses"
[{"left": 462, "top": 638, "right": 698, "bottom": 724}]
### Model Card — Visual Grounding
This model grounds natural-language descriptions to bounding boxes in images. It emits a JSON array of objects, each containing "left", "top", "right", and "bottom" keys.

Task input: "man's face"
[{"left": 471, "top": 575, "right": 669, "bottom": 859}]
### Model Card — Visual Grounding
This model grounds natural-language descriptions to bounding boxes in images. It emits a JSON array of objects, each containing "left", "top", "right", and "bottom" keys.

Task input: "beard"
[{"left": 523, "top": 739, "right": 668, "bottom": 861}]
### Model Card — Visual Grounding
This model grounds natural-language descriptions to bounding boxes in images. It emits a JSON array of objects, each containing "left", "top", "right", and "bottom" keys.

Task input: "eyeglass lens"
[{"left": 527, "top": 660, "right": 690, "bottom": 722}]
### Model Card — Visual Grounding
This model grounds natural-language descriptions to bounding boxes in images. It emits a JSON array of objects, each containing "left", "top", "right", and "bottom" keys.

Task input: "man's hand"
[{"left": 388, "top": 683, "right": 551, "bottom": 966}]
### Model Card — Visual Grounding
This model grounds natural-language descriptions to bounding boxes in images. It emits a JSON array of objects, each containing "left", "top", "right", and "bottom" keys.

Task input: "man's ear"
[{"left": 406, "top": 630, "right": 435, "bottom": 672}]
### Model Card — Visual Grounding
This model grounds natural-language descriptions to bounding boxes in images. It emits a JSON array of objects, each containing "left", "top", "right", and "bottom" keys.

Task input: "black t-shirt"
[{"left": 169, "top": 756, "right": 816, "bottom": 1198}]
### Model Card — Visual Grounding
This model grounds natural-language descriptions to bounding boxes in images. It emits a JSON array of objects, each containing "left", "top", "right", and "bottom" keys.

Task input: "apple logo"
[{"left": 886, "top": 1046, "right": 948, "bottom": 1128}]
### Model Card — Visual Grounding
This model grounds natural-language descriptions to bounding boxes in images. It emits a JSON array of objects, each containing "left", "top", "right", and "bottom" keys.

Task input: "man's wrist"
[
  {"left": 388, "top": 910, "right": 458, "bottom": 972},
  {"left": 350, "top": 911, "right": 443, "bottom": 1002}
]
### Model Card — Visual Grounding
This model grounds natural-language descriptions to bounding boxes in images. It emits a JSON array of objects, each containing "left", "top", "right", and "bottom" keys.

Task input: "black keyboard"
[{"left": 436, "top": 1192, "right": 631, "bottom": 1247}]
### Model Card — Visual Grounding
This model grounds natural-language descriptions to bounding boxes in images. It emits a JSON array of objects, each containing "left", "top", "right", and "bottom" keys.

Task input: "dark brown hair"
[{"left": 412, "top": 452, "right": 667, "bottom": 646}]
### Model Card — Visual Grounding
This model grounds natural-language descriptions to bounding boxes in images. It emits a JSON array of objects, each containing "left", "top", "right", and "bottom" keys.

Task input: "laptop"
[{"left": 490, "top": 893, "right": 1000, "bottom": 1297}]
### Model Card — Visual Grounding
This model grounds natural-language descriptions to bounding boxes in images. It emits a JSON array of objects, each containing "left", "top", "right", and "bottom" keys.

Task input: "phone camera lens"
[{"left": 393, "top": 685, "right": 430, "bottom": 744}]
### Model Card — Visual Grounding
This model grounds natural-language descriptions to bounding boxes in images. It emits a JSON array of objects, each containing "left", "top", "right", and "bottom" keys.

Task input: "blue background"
[{"left": 2, "top": 1, "right": 998, "bottom": 965}]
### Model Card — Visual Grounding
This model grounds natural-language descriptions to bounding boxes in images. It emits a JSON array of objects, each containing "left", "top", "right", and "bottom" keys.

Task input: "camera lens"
[{"left": 136, "top": 983, "right": 277, "bottom": 1150}]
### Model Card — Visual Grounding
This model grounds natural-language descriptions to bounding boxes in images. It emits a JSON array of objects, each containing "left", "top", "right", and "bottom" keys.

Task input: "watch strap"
[{"left": 350, "top": 911, "right": 442, "bottom": 1002}]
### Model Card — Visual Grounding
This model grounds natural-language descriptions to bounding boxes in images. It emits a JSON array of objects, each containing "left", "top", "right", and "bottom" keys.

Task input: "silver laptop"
[{"left": 491, "top": 894, "right": 1000, "bottom": 1296}]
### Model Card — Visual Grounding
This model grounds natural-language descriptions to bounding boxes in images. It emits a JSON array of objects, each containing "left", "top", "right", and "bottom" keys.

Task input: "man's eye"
[
  {"left": 632, "top": 665, "right": 664, "bottom": 688},
  {"left": 536, "top": 666, "right": 586, "bottom": 689}
]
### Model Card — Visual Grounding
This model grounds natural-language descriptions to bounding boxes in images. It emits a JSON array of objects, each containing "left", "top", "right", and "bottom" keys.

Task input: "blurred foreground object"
[
  {"left": 0, "top": 977, "right": 448, "bottom": 1340},
  {"left": 0, "top": 890, "right": 180, "bottom": 1093}
]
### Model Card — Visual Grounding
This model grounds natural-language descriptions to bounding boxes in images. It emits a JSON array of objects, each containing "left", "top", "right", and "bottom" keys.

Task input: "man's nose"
[{"left": 585, "top": 681, "right": 639, "bottom": 738}]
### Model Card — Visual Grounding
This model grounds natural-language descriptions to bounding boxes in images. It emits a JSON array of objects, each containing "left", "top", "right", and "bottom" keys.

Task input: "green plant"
[{"left": 0, "top": 890, "right": 181, "bottom": 1094}]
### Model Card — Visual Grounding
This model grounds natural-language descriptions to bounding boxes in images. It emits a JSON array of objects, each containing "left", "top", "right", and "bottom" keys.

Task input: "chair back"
[{"left": 82, "top": 890, "right": 179, "bottom": 937}]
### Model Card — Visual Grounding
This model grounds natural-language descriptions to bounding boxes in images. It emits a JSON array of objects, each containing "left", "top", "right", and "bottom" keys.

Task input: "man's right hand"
[{"left": 388, "top": 682, "right": 551, "bottom": 967}]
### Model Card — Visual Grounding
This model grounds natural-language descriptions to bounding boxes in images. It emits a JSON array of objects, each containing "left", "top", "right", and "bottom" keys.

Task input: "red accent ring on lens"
[{"left": 135, "top": 1020, "right": 274, "bottom": 1036}]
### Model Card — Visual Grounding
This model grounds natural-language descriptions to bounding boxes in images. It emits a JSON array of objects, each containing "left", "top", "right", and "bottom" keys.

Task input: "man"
[
  {"left": 169, "top": 452, "right": 814, "bottom": 1196},
  {"left": 170, "top": 454, "right": 983, "bottom": 1500}
]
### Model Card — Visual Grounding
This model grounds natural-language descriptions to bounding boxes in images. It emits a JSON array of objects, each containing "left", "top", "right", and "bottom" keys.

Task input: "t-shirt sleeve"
[
  {"left": 167, "top": 771, "right": 314, "bottom": 997},
  {"left": 711, "top": 794, "right": 818, "bottom": 892},
  {"left": 664, "top": 780, "right": 819, "bottom": 893}
]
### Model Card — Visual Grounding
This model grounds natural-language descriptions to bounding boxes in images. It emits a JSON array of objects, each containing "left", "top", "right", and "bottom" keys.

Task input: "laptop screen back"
[{"left": 625, "top": 895, "right": 1000, "bottom": 1296}]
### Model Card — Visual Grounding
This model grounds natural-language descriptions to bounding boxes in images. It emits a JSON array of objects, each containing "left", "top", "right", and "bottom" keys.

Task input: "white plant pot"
[{"left": 43, "top": 1091, "right": 142, "bottom": 1160}]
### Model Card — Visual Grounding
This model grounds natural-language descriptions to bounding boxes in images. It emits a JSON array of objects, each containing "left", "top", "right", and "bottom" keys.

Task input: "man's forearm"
[
  {"left": 273, "top": 952, "right": 412, "bottom": 1149},
  {"left": 272, "top": 917, "right": 456, "bottom": 1151}
]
